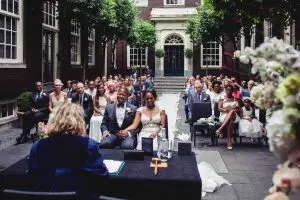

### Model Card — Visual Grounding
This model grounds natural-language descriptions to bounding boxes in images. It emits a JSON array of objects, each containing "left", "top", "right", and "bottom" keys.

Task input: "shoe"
[
  {"left": 216, "top": 130, "right": 223, "bottom": 137},
  {"left": 227, "top": 146, "right": 233, "bottom": 150},
  {"left": 16, "top": 135, "right": 28, "bottom": 144}
]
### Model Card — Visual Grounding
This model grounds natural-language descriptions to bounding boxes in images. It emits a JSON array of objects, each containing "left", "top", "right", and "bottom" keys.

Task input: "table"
[{"left": 0, "top": 149, "right": 202, "bottom": 200}]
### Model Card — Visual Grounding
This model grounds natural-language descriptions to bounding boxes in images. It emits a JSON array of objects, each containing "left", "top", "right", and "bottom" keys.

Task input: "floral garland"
[{"left": 235, "top": 37, "right": 300, "bottom": 199}]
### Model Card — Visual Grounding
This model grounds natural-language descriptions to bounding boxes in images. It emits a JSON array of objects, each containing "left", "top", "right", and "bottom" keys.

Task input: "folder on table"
[{"left": 103, "top": 160, "right": 125, "bottom": 176}]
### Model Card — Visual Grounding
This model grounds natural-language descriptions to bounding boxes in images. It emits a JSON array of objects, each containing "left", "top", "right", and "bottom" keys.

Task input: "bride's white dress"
[{"left": 136, "top": 106, "right": 163, "bottom": 151}]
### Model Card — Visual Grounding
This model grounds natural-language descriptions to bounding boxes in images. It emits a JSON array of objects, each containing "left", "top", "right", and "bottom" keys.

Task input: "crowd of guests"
[
  {"left": 184, "top": 74, "right": 265, "bottom": 150},
  {"left": 16, "top": 74, "right": 155, "bottom": 145}
]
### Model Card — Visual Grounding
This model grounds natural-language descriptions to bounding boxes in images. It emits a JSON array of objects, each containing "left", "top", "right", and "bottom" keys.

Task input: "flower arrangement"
[{"left": 235, "top": 37, "right": 300, "bottom": 199}]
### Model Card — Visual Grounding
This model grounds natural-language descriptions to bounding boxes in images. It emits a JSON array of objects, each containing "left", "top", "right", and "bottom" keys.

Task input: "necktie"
[
  {"left": 198, "top": 94, "right": 201, "bottom": 100},
  {"left": 37, "top": 93, "right": 40, "bottom": 101}
]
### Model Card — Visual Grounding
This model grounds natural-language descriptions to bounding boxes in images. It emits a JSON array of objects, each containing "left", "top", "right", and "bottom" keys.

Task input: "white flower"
[
  {"left": 84, "top": 98, "right": 87, "bottom": 101},
  {"left": 283, "top": 108, "right": 300, "bottom": 124},
  {"left": 239, "top": 55, "right": 250, "bottom": 64},
  {"left": 284, "top": 95, "right": 297, "bottom": 107},
  {"left": 125, "top": 107, "right": 132, "bottom": 114},
  {"left": 234, "top": 50, "right": 241, "bottom": 58},
  {"left": 266, "top": 110, "right": 294, "bottom": 157}
]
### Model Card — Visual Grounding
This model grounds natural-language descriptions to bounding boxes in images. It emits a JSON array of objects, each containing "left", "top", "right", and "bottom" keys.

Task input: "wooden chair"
[
  {"left": 190, "top": 102, "right": 212, "bottom": 147},
  {"left": 1, "top": 189, "right": 77, "bottom": 200}
]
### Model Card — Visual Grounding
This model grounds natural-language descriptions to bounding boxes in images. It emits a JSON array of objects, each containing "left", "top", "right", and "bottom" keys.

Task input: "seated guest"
[
  {"left": 71, "top": 81, "right": 78, "bottom": 97},
  {"left": 233, "top": 83, "right": 242, "bottom": 100},
  {"left": 28, "top": 103, "right": 108, "bottom": 200},
  {"left": 49, "top": 79, "right": 68, "bottom": 113},
  {"left": 240, "top": 80, "right": 250, "bottom": 98},
  {"left": 16, "top": 81, "right": 49, "bottom": 144},
  {"left": 188, "top": 83, "right": 211, "bottom": 116},
  {"left": 216, "top": 85, "right": 240, "bottom": 150},
  {"left": 89, "top": 84, "right": 110, "bottom": 142},
  {"left": 85, "top": 80, "right": 97, "bottom": 98},
  {"left": 72, "top": 82, "right": 93, "bottom": 125},
  {"left": 99, "top": 87, "right": 140, "bottom": 149},
  {"left": 124, "top": 89, "right": 166, "bottom": 151},
  {"left": 239, "top": 97, "right": 263, "bottom": 138},
  {"left": 105, "top": 81, "right": 117, "bottom": 103},
  {"left": 210, "top": 81, "right": 225, "bottom": 115},
  {"left": 63, "top": 80, "right": 73, "bottom": 99}
]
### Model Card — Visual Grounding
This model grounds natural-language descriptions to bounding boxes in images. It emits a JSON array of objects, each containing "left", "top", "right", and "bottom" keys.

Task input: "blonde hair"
[
  {"left": 54, "top": 79, "right": 63, "bottom": 86},
  {"left": 46, "top": 103, "right": 86, "bottom": 136}
]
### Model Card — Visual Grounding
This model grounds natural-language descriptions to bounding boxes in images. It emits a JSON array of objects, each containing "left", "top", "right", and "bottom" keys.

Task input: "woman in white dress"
[
  {"left": 89, "top": 84, "right": 110, "bottom": 142},
  {"left": 124, "top": 89, "right": 166, "bottom": 151},
  {"left": 239, "top": 97, "right": 263, "bottom": 138},
  {"left": 216, "top": 85, "right": 240, "bottom": 150}
]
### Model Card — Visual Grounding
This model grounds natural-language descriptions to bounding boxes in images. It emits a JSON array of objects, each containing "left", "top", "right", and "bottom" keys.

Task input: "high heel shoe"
[
  {"left": 215, "top": 130, "right": 223, "bottom": 138},
  {"left": 227, "top": 146, "right": 233, "bottom": 150}
]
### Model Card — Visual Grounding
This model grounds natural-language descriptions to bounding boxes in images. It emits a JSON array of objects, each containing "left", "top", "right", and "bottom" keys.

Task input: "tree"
[
  {"left": 59, "top": 0, "right": 101, "bottom": 81},
  {"left": 128, "top": 19, "right": 157, "bottom": 75}
]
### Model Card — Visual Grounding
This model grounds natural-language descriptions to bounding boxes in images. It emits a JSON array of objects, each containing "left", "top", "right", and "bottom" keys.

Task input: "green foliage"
[
  {"left": 184, "top": 48, "right": 193, "bottom": 58},
  {"left": 128, "top": 19, "right": 157, "bottom": 48},
  {"left": 16, "top": 92, "right": 32, "bottom": 112},
  {"left": 187, "top": 2, "right": 224, "bottom": 44},
  {"left": 155, "top": 49, "right": 165, "bottom": 58}
]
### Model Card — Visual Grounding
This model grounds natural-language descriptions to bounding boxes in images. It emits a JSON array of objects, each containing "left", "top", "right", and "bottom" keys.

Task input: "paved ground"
[
  {"left": 0, "top": 97, "right": 299, "bottom": 200},
  {"left": 175, "top": 97, "right": 300, "bottom": 200}
]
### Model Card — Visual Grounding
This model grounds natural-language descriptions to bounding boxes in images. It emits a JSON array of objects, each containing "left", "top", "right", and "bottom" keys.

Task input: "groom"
[{"left": 99, "top": 87, "right": 141, "bottom": 149}]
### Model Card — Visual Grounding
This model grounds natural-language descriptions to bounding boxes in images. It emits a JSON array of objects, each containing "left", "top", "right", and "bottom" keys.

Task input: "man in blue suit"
[
  {"left": 188, "top": 83, "right": 211, "bottom": 116},
  {"left": 99, "top": 87, "right": 141, "bottom": 149}
]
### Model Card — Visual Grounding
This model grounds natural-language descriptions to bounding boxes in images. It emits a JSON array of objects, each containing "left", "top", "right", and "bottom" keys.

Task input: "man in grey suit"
[
  {"left": 99, "top": 87, "right": 141, "bottom": 149},
  {"left": 188, "top": 83, "right": 211, "bottom": 116}
]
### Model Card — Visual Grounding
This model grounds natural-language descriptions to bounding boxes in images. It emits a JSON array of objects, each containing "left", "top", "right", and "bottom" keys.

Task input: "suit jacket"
[
  {"left": 189, "top": 92, "right": 211, "bottom": 113},
  {"left": 101, "top": 102, "right": 141, "bottom": 137},
  {"left": 28, "top": 134, "right": 108, "bottom": 199},
  {"left": 29, "top": 91, "right": 49, "bottom": 114},
  {"left": 71, "top": 93, "right": 93, "bottom": 122}
]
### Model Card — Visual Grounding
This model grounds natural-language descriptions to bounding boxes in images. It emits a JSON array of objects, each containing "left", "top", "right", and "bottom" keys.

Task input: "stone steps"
[{"left": 154, "top": 76, "right": 185, "bottom": 94}]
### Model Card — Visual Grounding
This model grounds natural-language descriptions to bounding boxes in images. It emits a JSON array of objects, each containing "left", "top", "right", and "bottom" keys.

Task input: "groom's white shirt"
[{"left": 116, "top": 102, "right": 126, "bottom": 127}]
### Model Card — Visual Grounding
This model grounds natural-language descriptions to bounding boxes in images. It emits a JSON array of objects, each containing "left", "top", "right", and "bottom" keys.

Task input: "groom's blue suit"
[{"left": 99, "top": 102, "right": 141, "bottom": 149}]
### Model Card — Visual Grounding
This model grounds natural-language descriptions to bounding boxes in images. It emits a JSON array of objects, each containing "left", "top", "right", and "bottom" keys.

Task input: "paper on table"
[{"left": 103, "top": 160, "right": 124, "bottom": 174}]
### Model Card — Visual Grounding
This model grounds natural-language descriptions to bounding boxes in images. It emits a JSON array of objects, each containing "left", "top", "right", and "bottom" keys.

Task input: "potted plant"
[
  {"left": 184, "top": 48, "right": 193, "bottom": 59},
  {"left": 16, "top": 92, "right": 32, "bottom": 128},
  {"left": 155, "top": 49, "right": 165, "bottom": 58}
]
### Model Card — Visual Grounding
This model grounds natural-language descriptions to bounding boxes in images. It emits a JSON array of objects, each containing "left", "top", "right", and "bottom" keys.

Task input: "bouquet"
[{"left": 235, "top": 37, "right": 300, "bottom": 199}]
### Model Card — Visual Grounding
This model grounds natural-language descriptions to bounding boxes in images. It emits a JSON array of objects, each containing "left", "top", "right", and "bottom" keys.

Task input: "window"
[
  {"left": 201, "top": 41, "right": 222, "bottom": 68},
  {"left": 71, "top": 20, "right": 80, "bottom": 64},
  {"left": 165, "top": 0, "right": 184, "bottom": 5},
  {"left": 128, "top": 46, "right": 148, "bottom": 68},
  {"left": 42, "top": 1, "right": 57, "bottom": 28},
  {"left": 88, "top": 29, "right": 95, "bottom": 65},
  {"left": 0, "top": 101, "right": 16, "bottom": 120},
  {"left": 264, "top": 20, "right": 272, "bottom": 38},
  {"left": 0, "top": 0, "right": 19, "bottom": 60}
]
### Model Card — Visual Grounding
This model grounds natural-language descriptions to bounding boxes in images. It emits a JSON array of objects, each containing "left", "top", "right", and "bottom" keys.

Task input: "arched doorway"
[{"left": 164, "top": 35, "right": 184, "bottom": 76}]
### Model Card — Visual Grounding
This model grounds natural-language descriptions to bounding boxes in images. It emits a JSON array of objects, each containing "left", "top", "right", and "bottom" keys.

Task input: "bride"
[{"left": 124, "top": 89, "right": 166, "bottom": 150}]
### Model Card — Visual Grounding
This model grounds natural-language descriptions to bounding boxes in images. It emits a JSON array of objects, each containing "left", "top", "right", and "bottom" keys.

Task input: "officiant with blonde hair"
[{"left": 28, "top": 103, "right": 108, "bottom": 199}]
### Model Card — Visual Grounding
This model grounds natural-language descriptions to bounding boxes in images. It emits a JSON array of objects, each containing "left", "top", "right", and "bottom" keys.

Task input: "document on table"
[{"left": 103, "top": 160, "right": 125, "bottom": 176}]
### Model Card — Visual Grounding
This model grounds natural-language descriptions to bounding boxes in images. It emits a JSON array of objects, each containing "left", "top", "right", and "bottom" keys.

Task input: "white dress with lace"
[
  {"left": 89, "top": 96, "right": 107, "bottom": 142},
  {"left": 239, "top": 107, "right": 263, "bottom": 138},
  {"left": 136, "top": 106, "right": 163, "bottom": 151}
]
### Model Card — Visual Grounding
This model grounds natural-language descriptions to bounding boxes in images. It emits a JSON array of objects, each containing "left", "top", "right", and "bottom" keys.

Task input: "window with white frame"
[
  {"left": 264, "top": 20, "right": 272, "bottom": 38},
  {"left": 128, "top": 46, "right": 147, "bottom": 67},
  {"left": 0, "top": 0, "right": 19, "bottom": 60},
  {"left": 88, "top": 29, "right": 95, "bottom": 65},
  {"left": 0, "top": 101, "right": 15, "bottom": 120},
  {"left": 71, "top": 20, "right": 80, "bottom": 64},
  {"left": 164, "top": 0, "right": 184, "bottom": 5},
  {"left": 42, "top": 1, "right": 57, "bottom": 28},
  {"left": 201, "top": 41, "right": 222, "bottom": 68}
]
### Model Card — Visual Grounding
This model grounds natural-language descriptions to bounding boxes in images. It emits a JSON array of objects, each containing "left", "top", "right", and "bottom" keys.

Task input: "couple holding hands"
[{"left": 99, "top": 87, "right": 166, "bottom": 151}]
